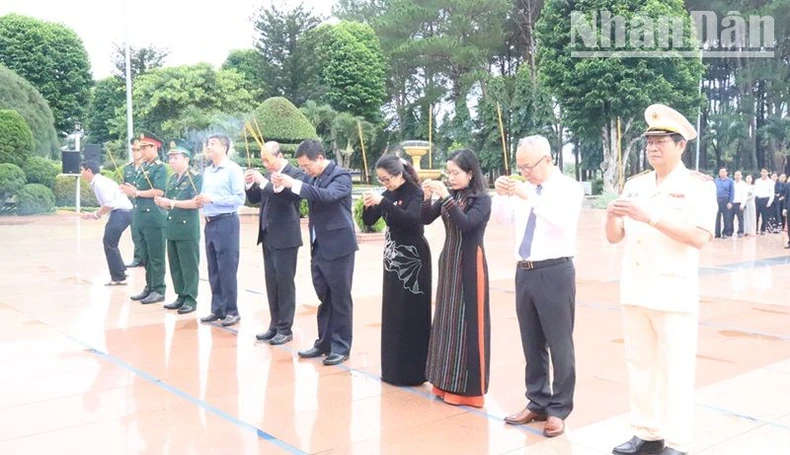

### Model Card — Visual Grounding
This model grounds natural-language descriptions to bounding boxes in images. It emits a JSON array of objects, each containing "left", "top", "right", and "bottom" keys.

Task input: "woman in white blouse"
[{"left": 743, "top": 174, "right": 757, "bottom": 236}]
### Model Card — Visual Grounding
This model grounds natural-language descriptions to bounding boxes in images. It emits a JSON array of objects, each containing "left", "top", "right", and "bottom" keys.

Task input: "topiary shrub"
[
  {"left": 253, "top": 97, "right": 319, "bottom": 152},
  {"left": 0, "top": 162, "right": 26, "bottom": 208},
  {"left": 22, "top": 156, "right": 59, "bottom": 189},
  {"left": 0, "top": 65, "right": 59, "bottom": 157},
  {"left": 53, "top": 174, "right": 98, "bottom": 207},
  {"left": 0, "top": 109, "right": 33, "bottom": 167},
  {"left": 353, "top": 196, "right": 385, "bottom": 233},
  {"left": 16, "top": 183, "right": 55, "bottom": 215}
]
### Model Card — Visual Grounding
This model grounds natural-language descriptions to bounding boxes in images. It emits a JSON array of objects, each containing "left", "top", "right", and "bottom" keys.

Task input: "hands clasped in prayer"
[
  {"left": 493, "top": 176, "right": 529, "bottom": 199},
  {"left": 607, "top": 197, "right": 651, "bottom": 225},
  {"left": 420, "top": 179, "right": 450, "bottom": 200}
]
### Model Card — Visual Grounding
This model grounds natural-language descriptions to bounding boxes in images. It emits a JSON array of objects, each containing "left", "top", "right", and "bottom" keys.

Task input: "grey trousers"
[{"left": 515, "top": 259, "right": 576, "bottom": 419}]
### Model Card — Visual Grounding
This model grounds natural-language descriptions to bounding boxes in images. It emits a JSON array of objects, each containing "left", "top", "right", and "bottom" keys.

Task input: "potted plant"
[{"left": 353, "top": 196, "right": 386, "bottom": 242}]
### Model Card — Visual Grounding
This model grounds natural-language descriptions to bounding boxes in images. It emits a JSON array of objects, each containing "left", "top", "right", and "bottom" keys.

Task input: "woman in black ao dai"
[{"left": 362, "top": 155, "right": 432, "bottom": 386}]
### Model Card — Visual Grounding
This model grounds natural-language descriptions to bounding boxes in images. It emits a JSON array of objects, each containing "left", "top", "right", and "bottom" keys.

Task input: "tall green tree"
[
  {"left": 0, "top": 65, "right": 59, "bottom": 158},
  {"left": 538, "top": 0, "right": 704, "bottom": 193},
  {"left": 222, "top": 49, "right": 270, "bottom": 102},
  {"left": 302, "top": 21, "right": 388, "bottom": 121},
  {"left": 111, "top": 43, "right": 169, "bottom": 81},
  {"left": 252, "top": 4, "right": 322, "bottom": 105},
  {"left": 112, "top": 64, "right": 254, "bottom": 141},
  {"left": 85, "top": 77, "right": 125, "bottom": 145},
  {"left": 0, "top": 14, "right": 93, "bottom": 134}
]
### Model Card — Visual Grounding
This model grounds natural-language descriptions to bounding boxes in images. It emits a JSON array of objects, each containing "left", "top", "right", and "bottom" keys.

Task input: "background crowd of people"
[{"left": 714, "top": 167, "right": 789, "bottom": 247}]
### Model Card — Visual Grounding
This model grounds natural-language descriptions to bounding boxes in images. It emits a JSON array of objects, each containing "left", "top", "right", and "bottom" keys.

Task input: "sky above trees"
[{"left": 0, "top": 0, "right": 335, "bottom": 79}]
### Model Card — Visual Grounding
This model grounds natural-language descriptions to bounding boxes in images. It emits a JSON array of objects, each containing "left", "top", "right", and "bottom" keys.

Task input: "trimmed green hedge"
[
  {"left": 0, "top": 65, "right": 59, "bottom": 157},
  {"left": 16, "top": 183, "right": 55, "bottom": 215},
  {"left": 253, "top": 97, "right": 318, "bottom": 145},
  {"left": 53, "top": 174, "right": 98, "bottom": 207},
  {"left": 0, "top": 109, "right": 33, "bottom": 167},
  {"left": 0, "top": 162, "right": 25, "bottom": 205},
  {"left": 22, "top": 156, "right": 59, "bottom": 189}
]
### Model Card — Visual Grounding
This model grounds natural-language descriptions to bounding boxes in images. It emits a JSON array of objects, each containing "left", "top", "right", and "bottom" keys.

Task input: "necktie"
[{"left": 518, "top": 184, "right": 542, "bottom": 260}]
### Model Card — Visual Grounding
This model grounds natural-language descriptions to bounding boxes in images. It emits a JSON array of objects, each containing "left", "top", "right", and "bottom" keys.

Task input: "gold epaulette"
[
  {"left": 627, "top": 170, "right": 651, "bottom": 181},
  {"left": 689, "top": 170, "right": 713, "bottom": 181}
]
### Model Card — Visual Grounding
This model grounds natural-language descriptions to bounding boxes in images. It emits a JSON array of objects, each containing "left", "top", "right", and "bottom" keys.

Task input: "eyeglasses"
[
  {"left": 377, "top": 176, "right": 391, "bottom": 184},
  {"left": 516, "top": 155, "right": 548, "bottom": 172},
  {"left": 645, "top": 138, "right": 674, "bottom": 147}
]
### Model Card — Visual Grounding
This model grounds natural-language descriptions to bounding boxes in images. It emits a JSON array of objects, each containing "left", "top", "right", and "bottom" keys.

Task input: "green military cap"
[{"left": 167, "top": 140, "right": 193, "bottom": 158}]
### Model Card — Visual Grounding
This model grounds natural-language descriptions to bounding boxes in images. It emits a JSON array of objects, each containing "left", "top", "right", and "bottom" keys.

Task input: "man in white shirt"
[
  {"left": 753, "top": 168, "right": 774, "bottom": 234},
  {"left": 731, "top": 171, "right": 748, "bottom": 237},
  {"left": 492, "top": 135, "right": 584, "bottom": 438},
  {"left": 606, "top": 104, "right": 717, "bottom": 455},
  {"left": 80, "top": 160, "right": 134, "bottom": 285}
]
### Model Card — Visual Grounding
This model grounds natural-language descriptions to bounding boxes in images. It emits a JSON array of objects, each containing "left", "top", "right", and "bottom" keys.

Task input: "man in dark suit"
[
  {"left": 273, "top": 139, "right": 358, "bottom": 366},
  {"left": 245, "top": 141, "right": 305, "bottom": 345}
]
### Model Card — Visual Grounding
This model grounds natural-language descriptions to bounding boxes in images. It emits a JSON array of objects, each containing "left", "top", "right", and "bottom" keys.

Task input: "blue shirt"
[
  {"left": 715, "top": 177, "right": 734, "bottom": 203},
  {"left": 201, "top": 158, "right": 245, "bottom": 216}
]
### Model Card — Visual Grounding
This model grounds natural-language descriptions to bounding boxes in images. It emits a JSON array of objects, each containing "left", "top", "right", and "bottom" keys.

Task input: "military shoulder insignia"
[
  {"left": 627, "top": 170, "right": 651, "bottom": 181},
  {"left": 689, "top": 170, "right": 713, "bottom": 181}
]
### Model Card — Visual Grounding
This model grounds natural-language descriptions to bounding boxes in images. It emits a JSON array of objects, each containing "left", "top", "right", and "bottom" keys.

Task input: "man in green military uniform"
[
  {"left": 120, "top": 131, "right": 167, "bottom": 304},
  {"left": 154, "top": 141, "right": 202, "bottom": 314},
  {"left": 123, "top": 138, "right": 145, "bottom": 268}
]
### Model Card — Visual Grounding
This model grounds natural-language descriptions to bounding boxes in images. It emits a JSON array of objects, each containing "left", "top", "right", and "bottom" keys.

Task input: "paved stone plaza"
[{"left": 1, "top": 208, "right": 789, "bottom": 454}]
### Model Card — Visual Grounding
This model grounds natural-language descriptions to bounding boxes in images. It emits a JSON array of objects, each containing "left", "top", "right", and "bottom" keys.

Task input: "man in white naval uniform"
[{"left": 606, "top": 104, "right": 717, "bottom": 455}]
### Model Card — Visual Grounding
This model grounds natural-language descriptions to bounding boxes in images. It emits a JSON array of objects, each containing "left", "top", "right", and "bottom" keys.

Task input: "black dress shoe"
[
  {"left": 221, "top": 315, "right": 240, "bottom": 326},
  {"left": 130, "top": 289, "right": 151, "bottom": 301},
  {"left": 200, "top": 313, "right": 223, "bottom": 323},
  {"left": 323, "top": 353, "right": 348, "bottom": 366},
  {"left": 298, "top": 347, "right": 327, "bottom": 358},
  {"left": 163, "top": 299, "right": 184, "bottom": 310},
  {"left": 255, "top": 329, "right": 276, "bottom": 341},
  {"left": 658, "top": 448, "right": 686, "bottom": 455},
  {"left": 269, "top": 333, "right": 292, "bottom": 345},
  {"left": 613, "top": 436, "right": 665, "bottom": 455},
  {"left": 140, "top": 291, "right": 164, "bottom": 304},
  {"left": 177, "top": 304, "right": 196, "bottom": 314}
]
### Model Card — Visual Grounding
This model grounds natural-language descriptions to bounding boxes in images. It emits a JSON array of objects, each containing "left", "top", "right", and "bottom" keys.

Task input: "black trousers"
[
  {"left": 104, "top": 210, "right": 131, "bottom": 281},
  {"left": 205, "top": 214, "right": 240, "bottom": 317},
  {"left": 729, "top": 203, "right": 744, "bottom": 235},
  {"left": 715, "top": 197, "right": 732, "bottom": 236},
  {"left": 516, "top": 259, "right": 576, "bottom": 420},
  {"left": 311, "top": 242, "right": 355, "bottom": 356},
  {"left": 263, "top": 242, "right": 299, "bottom": 335},
  {"left": 756, "top": 197, "right": 770, "bottom": 233}
]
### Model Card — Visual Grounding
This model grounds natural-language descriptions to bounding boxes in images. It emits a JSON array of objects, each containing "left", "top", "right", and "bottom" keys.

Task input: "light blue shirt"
[{"left": 200, "top": 158, "right": 245, "bottom": 217}]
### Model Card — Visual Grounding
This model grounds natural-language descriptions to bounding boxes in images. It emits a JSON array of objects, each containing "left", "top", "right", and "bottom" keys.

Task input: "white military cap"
[{"left": 643, "top": 104, "right": 697, "bottom": 141}]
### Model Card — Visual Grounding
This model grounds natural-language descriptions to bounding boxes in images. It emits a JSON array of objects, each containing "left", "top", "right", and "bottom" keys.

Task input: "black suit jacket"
[
  {"left": 245, "top": 163, "right": 304, "bottom": 249},
  {"left": 295, "top": 161, "right": 358, "bottom": 260}
]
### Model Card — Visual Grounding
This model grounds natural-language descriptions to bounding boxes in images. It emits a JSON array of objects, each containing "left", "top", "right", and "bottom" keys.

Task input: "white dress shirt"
[
  {"left": 492, "top": 169, "right": 584, "bottom": 261},
  {"left": 733, "top": 180, "right": 748, "bottom": 205},
  {"left": 754, "top": 177, "right": 774, "bottom": 204},
  {"left": 90, "top": 174, "right": 133, "bottom": 211}
]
